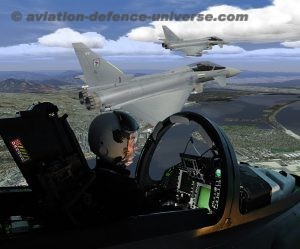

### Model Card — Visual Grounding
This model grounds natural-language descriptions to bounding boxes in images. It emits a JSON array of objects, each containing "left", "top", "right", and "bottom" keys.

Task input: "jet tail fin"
[
  {"left": 162, "top": 26, "right": 182, "bottom": 42},
  {"left": 72, "top": 43, "right": 126, "bottom": 88}
]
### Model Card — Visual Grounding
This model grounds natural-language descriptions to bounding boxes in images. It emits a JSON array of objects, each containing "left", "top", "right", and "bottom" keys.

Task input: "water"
[
  {"left": 186, "top": 94, "right": 300, "bottom": 129},
  {"left": 277, "top": 101, "right": 300, "bottom": 136}
]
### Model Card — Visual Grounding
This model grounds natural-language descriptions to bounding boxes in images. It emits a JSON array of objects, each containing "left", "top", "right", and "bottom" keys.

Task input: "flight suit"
[{"left": 89, "top": 158, "right": 145, "bottom": 223}]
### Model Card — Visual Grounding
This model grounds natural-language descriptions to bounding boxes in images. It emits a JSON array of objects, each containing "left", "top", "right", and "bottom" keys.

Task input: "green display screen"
[{"left": 197, "top": 186, "right": 211, "bottom": 209}]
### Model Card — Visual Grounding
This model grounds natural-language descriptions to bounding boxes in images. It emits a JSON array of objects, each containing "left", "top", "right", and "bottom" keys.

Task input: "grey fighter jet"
[
  {"left": 161, "top": 25, "right": 227, "bottom": 56},
  {"left": 73, "top": 43, "right": 239, "bottom": 125}
]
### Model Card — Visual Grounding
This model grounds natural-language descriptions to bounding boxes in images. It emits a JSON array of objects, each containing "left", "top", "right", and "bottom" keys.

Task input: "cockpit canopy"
[
  {"left": 189, "top": 62, "right": 226, "bottom": 72},
  {"left": 136, "top": 112, "right": 233, "bottom": 218}
]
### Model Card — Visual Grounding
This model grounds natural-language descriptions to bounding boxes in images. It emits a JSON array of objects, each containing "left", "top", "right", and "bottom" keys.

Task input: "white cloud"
[
  {"left": 0, "top": 43, "right": 70, "bottom": 56},
  {"left": 245, "top": 47, "right": 300, "bottom": 57},
  {"left": 126, "top": 26, "right": 158, "bottom": 42},
  {"left": 99, "top": 36, "right": 170, "bottom": 55},
  {"left": 127, "top": 0, "right": 300, "bottom": 44},
  {"left": 38, "top": 28, "right": 106, "bottom": 48},
  {"left": 204, "top": 47, "right": 300, "bottom": 59},
  {"left": 0, "top": 27, "right": 299, "bottom": 60},
  {"left": 37, "top": 28, "right": 169, "bottom": 56},
  {"left": 281, "top": 40, "right": 300, "bottom": 48},
  {"left": 1, "top": 26, "right": 300, "bottom": 71},
  {"left": 0, "top": 28, "right": 170, "bottom": 58}
]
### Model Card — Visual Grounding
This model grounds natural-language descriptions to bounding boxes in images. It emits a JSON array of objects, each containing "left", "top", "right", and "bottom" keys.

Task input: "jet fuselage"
[
  {"left": 82, "top": 65, "right": 237, "bottom": 111},
  {"left": 165, "top": 39, "right": 225, "bottom": 50}
]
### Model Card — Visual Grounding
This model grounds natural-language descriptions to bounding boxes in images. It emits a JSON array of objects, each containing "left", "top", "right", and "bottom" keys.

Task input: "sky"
[{"left": 0, "top": 0, "right": 300, "bottom": 72}]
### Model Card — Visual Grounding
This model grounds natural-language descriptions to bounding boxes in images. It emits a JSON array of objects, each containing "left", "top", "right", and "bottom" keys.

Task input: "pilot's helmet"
[{"left": 88, "top": 111, "right": 139, "bottom": 166}]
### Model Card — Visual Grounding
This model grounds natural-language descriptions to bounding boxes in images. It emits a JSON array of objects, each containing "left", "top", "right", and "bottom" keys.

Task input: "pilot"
[{"left": 88, "top": 111, "right": 144, "bottom": 221}]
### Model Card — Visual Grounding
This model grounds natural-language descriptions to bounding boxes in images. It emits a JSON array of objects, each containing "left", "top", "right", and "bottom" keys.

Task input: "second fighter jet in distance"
[{"left": 161, "top": 25, "right": 227, "bottom": 56}]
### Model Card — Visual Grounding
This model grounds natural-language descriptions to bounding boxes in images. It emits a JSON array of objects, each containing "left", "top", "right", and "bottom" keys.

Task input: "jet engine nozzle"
[
  {"left": 84, "top": 95, "right": 101, "bottom": 110},
  {"left": 162, "top": 43, "right": 170, "bottom": 49},
  {"left": 79, "top": 91, "right": 85, "bottom": 104},
  {"left": 79, "top": 89, "right": 89, "bottom": 105}
]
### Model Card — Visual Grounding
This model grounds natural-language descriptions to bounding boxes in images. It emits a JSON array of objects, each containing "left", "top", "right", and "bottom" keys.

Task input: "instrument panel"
[{"left": 160, "top": 153, "right": 222, "bottom": 213}]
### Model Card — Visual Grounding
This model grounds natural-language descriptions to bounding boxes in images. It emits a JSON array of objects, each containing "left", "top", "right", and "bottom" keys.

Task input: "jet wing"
[
  {"left": 176, "top": 45, "right": 208, "bottom": 56},
  {"left": 120, "top": 87, "right": 193, "bottom": 126},
  {"left": 214, "top": 75, "right": 227, "bottom": 87}
]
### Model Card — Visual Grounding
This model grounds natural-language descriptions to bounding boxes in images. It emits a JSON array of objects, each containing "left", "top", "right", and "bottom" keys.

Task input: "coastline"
[{"left": 269, "top": 100, "right": 300, "bottom": 140}]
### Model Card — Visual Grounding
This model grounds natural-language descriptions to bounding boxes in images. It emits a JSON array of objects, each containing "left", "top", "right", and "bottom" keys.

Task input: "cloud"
[
  {"left": 1, "top": 26, "right": 300, "bottom": 71},
  {"left": 38, "top": 28, "right": 106, "bottom": 48},
  {"left": 245, "top": 47, "right": 300, "bottom": 57},
  {"left": 0, "top": 28, "right": 170, "bottom": 59},
  {"left": 281, "top": 40, "right": 300, "bottom": 48},
  {"left": 127, "top": 0, "right": 300, "bottom": 44},
  {"left": 37, "top": 28, "right": 169, "bottom": 56},
  {"left": 0, "top": 43, "right": 70, "bottom": 56},
  {"left": 203, "top": 47, "right": 300, "bottom": 60},
  {"left": 0, "top": 27, "right": 299, "bottom": 60},
  {"left": 99, "top": 36, "right": 170, "bottom": 55}
]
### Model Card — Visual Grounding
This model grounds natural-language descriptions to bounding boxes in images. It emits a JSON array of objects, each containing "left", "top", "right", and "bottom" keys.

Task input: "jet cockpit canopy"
[{"left": 189, "top": 62, "right": 226, "bottom": 72}]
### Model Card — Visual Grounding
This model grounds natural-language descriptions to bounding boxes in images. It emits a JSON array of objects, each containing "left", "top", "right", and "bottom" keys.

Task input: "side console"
[{"left": 0, "top": 102, "right": 95, "bottom": 226}]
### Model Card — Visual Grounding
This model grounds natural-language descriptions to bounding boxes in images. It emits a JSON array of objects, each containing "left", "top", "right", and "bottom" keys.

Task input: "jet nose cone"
[{"left": 227, "top": 67, "right": 241, "bottom": 77}]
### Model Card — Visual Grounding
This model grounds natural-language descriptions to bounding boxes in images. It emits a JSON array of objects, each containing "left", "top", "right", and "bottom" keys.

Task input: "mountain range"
[
  {"left": 0, "top": 78, "right": 60, "bottom": 93},
  {"left": 0, "top": 70, "right": 299, "bottom": 93}
]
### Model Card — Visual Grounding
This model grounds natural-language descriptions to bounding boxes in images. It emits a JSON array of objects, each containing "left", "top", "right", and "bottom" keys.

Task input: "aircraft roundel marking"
[{"left": 93, "top": 58, "right": 100, "bottom": 67}]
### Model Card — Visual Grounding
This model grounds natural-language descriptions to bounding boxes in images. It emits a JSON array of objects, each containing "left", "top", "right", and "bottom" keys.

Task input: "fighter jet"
[
  {"left": 0, "top": 103, "right": 300, "bottom": 249},
  {"left": 161, "top": 25, "right": 226, "bottom": 56},
  {"left": 73, "top": 43, "right": 239, "bottom": 125}
]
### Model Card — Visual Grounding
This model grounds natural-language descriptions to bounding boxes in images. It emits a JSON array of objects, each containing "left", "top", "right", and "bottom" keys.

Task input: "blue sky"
[
  {"left": 0, "top": 0, "right": 269, "bottom": 45},
  {"left": 0, "top": 0, "right": 300, "bottom": 72}
]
